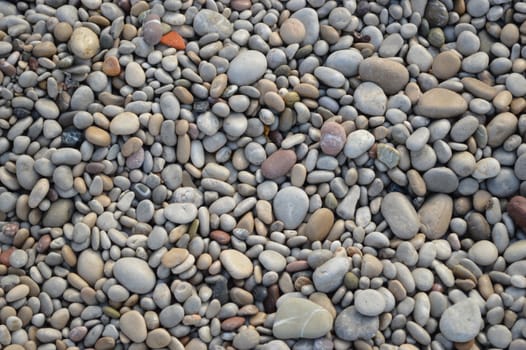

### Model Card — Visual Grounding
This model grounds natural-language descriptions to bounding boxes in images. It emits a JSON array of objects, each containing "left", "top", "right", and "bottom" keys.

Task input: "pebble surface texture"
[{"left": 1, "top": 0, "right": 526, "bottom": 349}]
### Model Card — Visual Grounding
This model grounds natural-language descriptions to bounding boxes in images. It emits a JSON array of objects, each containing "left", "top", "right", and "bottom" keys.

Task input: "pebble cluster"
[{"left": 1, "top": 0, "right": 526, "bottom": 349}]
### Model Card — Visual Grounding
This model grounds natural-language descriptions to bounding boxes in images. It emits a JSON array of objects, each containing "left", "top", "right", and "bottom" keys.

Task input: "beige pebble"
[
  {"left": 280, "top": 18, "right": 306, "bottom": 44},
  {"left": 85, "top": 126, "right": 111, "bottom": 147},
  {"left": 110, "top": 112, "right": 140, "bottom": 135}
]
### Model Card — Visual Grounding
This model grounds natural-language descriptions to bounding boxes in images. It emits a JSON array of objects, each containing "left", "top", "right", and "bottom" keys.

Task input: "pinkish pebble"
[
  {"left": 261, "top": 149, "right": 297, "bottom": 180},
  {"left": 320, "top": 121, "right": 346, "bottom": 156}
]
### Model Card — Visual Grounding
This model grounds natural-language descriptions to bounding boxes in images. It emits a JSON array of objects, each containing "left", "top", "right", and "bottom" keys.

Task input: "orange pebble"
[
  {"left": 102, "top": 56, "right": 121, "bottom": 77},
  {"left": 160, "top": 31, "right": 186, "bottom": 50}
]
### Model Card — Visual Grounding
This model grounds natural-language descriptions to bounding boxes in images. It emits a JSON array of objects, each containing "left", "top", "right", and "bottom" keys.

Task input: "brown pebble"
[
  {"left": 210, "top": 230, "right": 231, "bottom": 244},
  {"left": 32, "top": 41, "right": 57, "bottom": 58},
  {"left": 221, "top": 316, "right": 246, "bottom": 331},
  {"left": 85, "top": 126, "right": 111, "bottom": 147},
  {"left": 53, "top": 22, "right": 73, "bottom": 42},
  {"left": 0, "top": 247, "right": 15, "bottom": 266},
  {"left": 260, "top": 149, "right": 297, "bottom": 179},
  {"left": 264, "top": 285, "right": 280, "bottom": 313},
  {"left": 320, "top": 121, "right": 346, "bottom": 156},
  {"left": 507, "top": 196, "right": 526, "bottom": 231},
  {"left": 286, "top": 260, "right": 309, "bottom": 273},
  {"left": 102, "top": 56, "right": 121, "bottom": 77},
  {"left": 36, "top": 235, "right": 51, "bottom": 253},
  {"left": 231, "top": 0, "right": 252, "bottom": 11}
]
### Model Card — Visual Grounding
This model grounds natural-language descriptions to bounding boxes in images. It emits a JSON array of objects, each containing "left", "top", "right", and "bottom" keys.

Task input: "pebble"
[
  {"left": 335, "top": 306, "right": 379, "bottom": 341},
  {"left": 313, "top": 256, "right": 351, "bottom": 293},
  {"left": 273, "top": 187, "right": 309, "bottom": 229},
  {"left": 418, "top": 194, "right": 453, "bottom": 239},
  {"left": 415, "top": 88, "right": 468, "bottom": 118},
  {"left": 109, "top": 112, "right": 140, "bottom": 135},
  {"left": 193, "top": 9, "right": 233, "bottom": 39},
  {"left": 319, "top": 121, "right": 346, "bottom": 156},
  {"left": 439, "top": 299, "right": 482, "bottom": 342},
  {"left": 304, "top": 208, "right": 334, "bottom": 242},
  {"left": 280, "top": 18, "right": 306, "bottom": 44},
  {"left": 353, "top": 82, "right": 387, "bottom": 115},
  {"left": 359, "top": 57, "right": 409, "bottom": 95},
  {"left": 381, "top": 192, "right": 420, "bottom": 239},
  {"left": 273, "top": 298, "right": 333, "bottom": 339},
  {"left": 354, "top": 289, "right": 386, "bottom": 316},
  {"left": 125, "top": 62, "right": 145, "bottom": 87},
  {"left": 227, "top": 50, "right": 267, "bottom": 86},
  {"left": 77, "top": 250, "right": 104, "bottom": 285},
  {"left": 164, "top": 203, "right": 198, "bottom": 224},
  {"left": 468, "top": 240, "right": 498, "bottom": 266},
  {"left": 220, "top": 249, "right": 253, "bottom": 279},
  {"left": 113, "top": 257, "right": 156, "bottom": 294},
  {"left": 120, "top": 310, "right": 147, "bottom": 343},
  {"left": 69, "top": 27, "right": 100, "bottom": 59},
  {"left": 261, "top": 150, "right": 297, "bottom": 179},
  {"left": 432, "top": 51, "right": 462, "bottom": 80}
]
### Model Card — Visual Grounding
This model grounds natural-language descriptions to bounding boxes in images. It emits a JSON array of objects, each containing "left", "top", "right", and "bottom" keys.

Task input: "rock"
[
  {"left": 381, "top": 192, "right": 420, "bottom": 239},
  {"left": 354, "top": 289, "right": 386, "bottom": 316},
  {"left": 335, "top": 306, "right": 379, "bottom": 341},
  {"left": 164, "top": 203, "right": 198, "bottom": 224},
  {"left": 468, "top": 240, "right": 498, "bottom": 266},
  {"left": 193, "top": 9, "right": 233, "bottom": 40},
  {"left": 102, "top": 56, "right": 121, "bottom": 76},
  {"left": 486, "top": 112, "right": 518, "bottom": 147},
  {"left": 353, "top": 82, "right": 387, "bottom": 115},
  {"left": 320, "top": 121, "right": 346, "bottom": 156},
  {"left": 280, "top": 18, "right": 306, "bottom": 44},
  {"left": 325, "top": 49, "right": 363, "bottom": 77},
  {"left": 261, "top": 149, "right": 297, "bottom": 179},
  {"left": 503, "top": 240, "right": 526, "bottom": 263},
  {"left": 432, "top": 51, "right": 461, "bottom": 80},
  {"left": 125, "top": 61, "right": 145, "bottom": 87},
  {"left": 146, "top": 328, "right": 171, "bottom": 348},
  {"left": 42, "top": 199, "right": 74, "bottom": 227},
  {"left": 77, "top": 250, "right": 103, "bottom": 285},
  {"left": 110, "top": 112, "right": 140, "bottom": 135},
  {"left": 376, "top": 144, "right": 400, "bottom": 168},
  {"left": 120, "top": 310, "right": 147, "bottom": 343},
  {"left": 273, "top": 298, "right": 333, "bottom": 339},
  {"left": 358, "top": 57, "right": 409, "bottom": 95},
  {"left": 344, "top": 130, "right": 375, "bottom": 158},
  {"left": 314, "top": 66, "right": 346, "bottom": 88},
  {"left": 423, "top": 167, "right": 459, "bottom": 193},
  {"left": 439, "top": 299, "right": 482, "bottom": 342},
  {"left": 415, "top": 88, "right": 468, "bottom": 118},
  {"left": 69, "top": 27, "right": 100, "bottom": 59},
  {"left": 304, "top": 208, "right": 334, "bottom": 242},
  {"left": 113, "top": 257, "right": 156, "bottom": 294},
  {"left": 418, "top": 194, "right": 453, "bottom": 239},
  {"left": 35, "top": 99, "right": 59, "bottom": 119},
  {"left": 273, "top": 187, "right": 309, "bottom": 229},
  {"left": 85, "top": 126, "right": 111, "bottom": 147},
  {"left": 507, "top": 196, "right": 526, "bottom": 231},
  {"left": 227, "top": 50, "right": 267, "bottom": 86},
  {"left": 290, "top": 8, "right": 319, "bottom": 45},
  {"left": 142, "top": 14, "right": 163, "bottom": 45},
  {"left": 425, "top": 0, "right": 449, "bottom": 27},
  {"left": 313, "top": 256, "right": 350, "bottom": 293},
  {"left": 220, "top": 249, "right": 253, "bottom": 279}
]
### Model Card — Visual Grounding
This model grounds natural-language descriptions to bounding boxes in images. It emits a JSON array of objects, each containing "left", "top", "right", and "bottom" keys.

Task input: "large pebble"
[
  {"left": 335, "top": 306, "right": 379, "bottom": 341},
  {"left": 220, "top": 249, "right": 253, "bottom": 279},
  {"left": 227, "top": 50, "right": 267, "bottom": 86},
  {"left": 193, "top": 9, "right": 233, "bottom": 39},
  {"left": 359, "top": 57, "right": 409, "bottom": 95},
  {"left": 313, "top": 256, "right": 350, "bottom": 293},
  {"left": 415, "top": 88, "right": 468, "bottom": 118},
  {"left": 113, "top": 257, "right": 156, "bottom": 294},
  {"left": 439, "top": 299, "right": 482, "bottom": 342},
  {"left": 273, "top": 298, "right": 333, "bottom": 339},
  {"left": 164, "top": 203, "right": 198, "bottom": 224},
  {"left": 110, "top": 112, "right": 140, "bottom": 135},
  {"left": 120, "top": 310, "right": 147, "bottom": 343},
  {"left": 261, "top": 150, "right": 296, "bottom": 179},
  {"left": 344, "top": 130, "right": 375, "bottom": 158},
  {"left": 507, "top": 196, "right": 526, "bottom": 231},
  {"left": 354, "top": 289, "right": 386, "bottom": 316},
  {"left": 273, "top": 187, "right": 309, "bottom": 229},
  {"left": 353, "top": 82, "right": 387, "bottom": 115},
  {"left": 290, "top": 8, "right": 319, "bottom": 45},
  {"left": 304, "top": 208, "right": 334, "bottom": 242},
  {"left": 69, "top": 27, "right": 100, "bottom": 59},
  {"left": 320, "top": 121, "right": 346, "bottom": 156},
  {"left": 326, "top": 49, "right": 363, "bottom": 77},
  {"left": 77, "top": 250, "right": 103, "bottom": 286},
  {"left": 418, "top": 194, "right": 453, "bottom": 239},
  {"left": 381, "top": 192, "right": 419, "bottom": 239},
  {"left": 486, "top": 112, "right": 517, "bottom": 147}
]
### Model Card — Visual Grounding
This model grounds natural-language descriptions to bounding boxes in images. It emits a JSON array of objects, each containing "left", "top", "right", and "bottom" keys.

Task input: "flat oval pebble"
[
  {"left": 320, "top": 121, "right": 346, "bottom": 156},
  {"left": 164, "top": 203, "right": 198, "bottom": 224},
  {"left": 415, "top": 88, "right": 468, "bottom": 118},
  {"left": 273, "top": 298, "right": 333, "bottom": 339},
  {"left": 227, "top": 50, "right": 267, "bottom": 86},
  {"left": 353, "top": 82, "right": 387, "bottom": 115},
  {"left": 220, "top": 249, "right": 253, "bottom": 279},
  {"left": 439, "top": 299, "right": 482, "bottom": 342},
  {"left": 69, "top": 27, "right": 100, "bottom": 59},
  {"left": 120, "top": 310, "right": 147, "bottom": 343},
  {"left": 335, "top": 306, "right": 379, "bottom": 341},
  {"left": 113, "top": 257, "right": 156, "bottom": 294},
  {"left": 273, "top": 187, "right": 309, "bottom": 229},
  {"left": 110, "top": 112, "right": 140, "bottom": 135},
  {"left": 359, "top": 57, "right": 409, "bottom": 95},
  {"left": 193, "top": 9, "right": 233, "bottom": 39},
  {"left": 381, "top": 192, "right": 420, "bottom": 239},
  {"left": 418, "top": 194, "right": 453, "bottom": 239},
  {"left": 261, "top": 149, "right": 296, "bottom": 179},
  {"left": 355, "top": 289, "right": 386, "bottom": 316}
]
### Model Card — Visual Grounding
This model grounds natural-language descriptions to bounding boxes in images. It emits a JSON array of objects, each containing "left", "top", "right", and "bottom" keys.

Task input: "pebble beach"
[{"left": 1, "top": 0, "right": 526, "bottom": 349}]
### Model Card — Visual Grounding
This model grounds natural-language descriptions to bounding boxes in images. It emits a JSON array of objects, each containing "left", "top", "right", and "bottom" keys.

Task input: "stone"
[
  {"left": 468, "top": 240, "right": 498, "bottom": 266},
  {"left": 273, "top": 187, "right": 309, "bottom": 229},
  {"left": 220, "top": 249, "right": 253, "bottom": 279},
  {"left": 227, "top": 50, "right": 267, "bottom": 86},
  {"left": 142, "top": 14, "right": 163, "bottom": 45},
  {"left": 304, "top": 208, "right": 334, "bottom": 242},
  {"left": 164, "top": 203, "right": 198, "bottom": 224},
  {"left": 353, "top": 82, "right": 387, "bottom": 115},
  {"left": 273, "top": 298, "right": 333, "bottom": 339},
  {"left": 432, "top": 51, "right": 461, "bottom": 80},
  {"left": 320, "top": 121, "right": 346, "bottom": 156},
  {"left": 313, "top": 256, "right": 351, "bottom": 293},
  {"left": 335, "top": 306, "right": 379, "bottom": 341},
  {"left": 325, "top": 49, "right": 363, "bottom": 77},
  {"left": 103, "top": 56, "right": 121, "bottom": 76},
  {"left": 193, "top": 9, "right": 233, "bottom": 40},
  {"left": 381, "top": 192, "right": 420, "bottom": 239},
  {"left": 344, "top": 130, "right": 375, "bottom": 158},
  {"left": 358, "top": 57, "right": 409, "bottom": 95},
  {"left": 261, "top": 150, "right": 296, "bottom": 179},
  {"left": 69, "top": 27, "right": 100, "bottom": 59},
  {"left": 425, "top": 0, "right": 449, "bottom": 27},
  {"left": 290, "top": 8, "right": 320, "bottom": 45},
  {"left": 110, "top": 112, "right": 140, "bottom": 135},
  {"left": 113, "top": 257, "right": 156, "bottom": 294},
  {"left": 42, "top": 199, "right": 74, "bottom": 227},
  {"left": 418, "top": 194, "right": 453, "bottom": 239},
  {"left": 77, "top": 250, "right": 103, "bottom": 286},
  {"left": 85, "top": 126, "right": 111, "bottom": 147},
  {"left": 423, "top": 167, "right": 459, "bottom": 193},
  {"left": 507, "top": 196, "right": 526, "bottom": 231},
  {"left": 415, "top": 88, "right": 468, "bottom": 118},
  {"left": 120, "top": 310, "right": 147, "bottom": 343},
  {"left": 314, "top": 66, "right": 346, "bottom": 88},
  {"left": 125, "top": 62, "right": 145, "bottom": 87},
  {"left": 503, "top": 240, "right": 526, "bottom": 263},
  {"left": 487, "top": 112, "right": 518, "bottom": 147},
  {"left": 280, "top": 18, "right": 306, "bottom": 44},
  {"left": 439, "top": 299, "right": 482, "bottom": 342},
  {"left": 146, "top": 328, "right": 171, "bottom": 348},
  {"left": 355, "top": 289, "right": 386, "bottom": 316}
]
